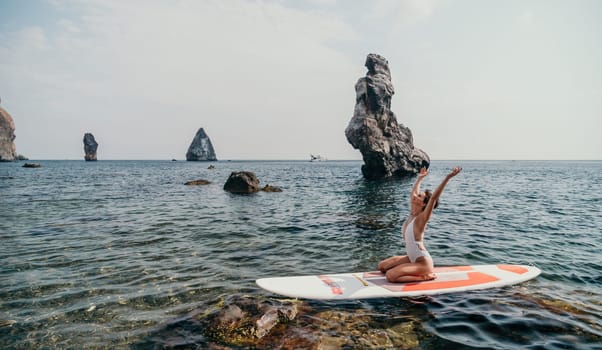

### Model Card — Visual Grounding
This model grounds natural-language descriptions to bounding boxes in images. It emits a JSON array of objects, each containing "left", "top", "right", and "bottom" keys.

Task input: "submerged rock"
[
  {"left": 136, "top": 295, "right": 427, "bottom": 349},
  {"left": 0, "top": 106, "right": 17, "bottom": 162},
  {"left": 309, "top": 309, "right": 420, "bottom": 349},
  {"left": 355, "top": 214, "right": 395, "bottom": 230},
  {"left": 256, "top": 308, "right": 421, "bottom": 349},
  {"left": 345, "top": 53, "right": 430, "bottom": 179},
  {"left": 22, "top": 163, "right": 41, "bottom": 168},
  {"left": 186, "top": 128, "right": 217, "bottom": 161},
  {"left": 83, "top": 133, "right": 98, "bottom": 161},
  {"left": 199, "top": 295, "right": 301, "bottom": 347},
  {"left": 185, "top": 179, "right": 211, "bottom": 186},
  {"left": 0, "top": 319, "right": 17, "bottom": 328},
  {"left": 261, "top": 184, "right": 283, "bottom": 193}
]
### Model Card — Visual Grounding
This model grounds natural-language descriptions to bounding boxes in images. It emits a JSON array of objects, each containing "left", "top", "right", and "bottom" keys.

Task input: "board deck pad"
[{"left": 256, "top": 264, "right": 541, "bottom": 300}]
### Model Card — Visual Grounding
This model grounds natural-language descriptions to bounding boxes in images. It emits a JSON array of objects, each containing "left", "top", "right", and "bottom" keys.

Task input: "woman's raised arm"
[
  {"left": 411, "top": 167, "right": 428, "bottom": 197},
  {"left": 422, "top": 166, "right": 462, "bottom": 221}
]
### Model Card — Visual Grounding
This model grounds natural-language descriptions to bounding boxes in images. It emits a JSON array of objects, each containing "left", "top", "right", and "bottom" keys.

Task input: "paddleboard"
[{"left": 256, "top": 264, "right": 541, "bottom": 300}]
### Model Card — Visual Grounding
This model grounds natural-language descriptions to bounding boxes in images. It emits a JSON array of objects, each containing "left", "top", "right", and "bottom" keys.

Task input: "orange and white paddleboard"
[{"left": 256, "top": 264, "right": 541, "bottom": 299}]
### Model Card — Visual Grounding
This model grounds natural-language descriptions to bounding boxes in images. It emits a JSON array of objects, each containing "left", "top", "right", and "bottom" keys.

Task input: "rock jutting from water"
[
  {"left": 186, "top": 128, "right": 217, "bottom": 161},
  {"left": 345, "top": 53, "right": 430, "bottom": 180},
  {"left": 223, "top": 171, "right": 283, "bottom": 194},
  {"left": 0, "top": 105, "right": 17, "bottom": 162},
  {"left": 83, "top": 133, "right": 98, "bottom": 161},
  {"left": 224, "top": 171, "right": 261, "bottom": 193}
]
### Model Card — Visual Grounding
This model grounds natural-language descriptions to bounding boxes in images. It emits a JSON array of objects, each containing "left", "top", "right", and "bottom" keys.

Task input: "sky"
[{"left": 0, "top": 0, "right": 600, "bottom": 160}]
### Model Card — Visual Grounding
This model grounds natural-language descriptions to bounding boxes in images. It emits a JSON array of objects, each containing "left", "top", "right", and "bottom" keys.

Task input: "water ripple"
[{"left": 1, "top": 160, "right": 601, "bottom": 348}]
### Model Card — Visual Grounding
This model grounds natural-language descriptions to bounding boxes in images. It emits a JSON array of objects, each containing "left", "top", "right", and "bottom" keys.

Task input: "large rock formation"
[
  {"left": 83, "top": 133, "right": 98, "bottom": 161},
  {"left": 186, "top": 128, "right": 217, "bottom": 161},
  {"left": 0, "top": 106, "right": 17, "bottom": 162},
  {"left": 345, "top": 53, "right": 430, "bottom": 180}
]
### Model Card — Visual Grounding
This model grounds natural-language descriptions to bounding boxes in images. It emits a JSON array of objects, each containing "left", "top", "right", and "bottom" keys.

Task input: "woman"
[{"left": 378, "top": 166, "right": 462, "bottom": 283}]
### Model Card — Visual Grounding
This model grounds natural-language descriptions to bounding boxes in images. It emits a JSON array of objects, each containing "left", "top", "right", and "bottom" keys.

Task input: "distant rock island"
[
  {"left": 0, "top": 105, "right": 17, "bottom": 162},
  {"left": 345, "top": 53, "right": 430, "bottom": 179},
  {"left": 83, "top": 133, "right": 98, "bottom": 161},
  {"left": 186, "top": 128, "right": 217, "bottom": 161}
]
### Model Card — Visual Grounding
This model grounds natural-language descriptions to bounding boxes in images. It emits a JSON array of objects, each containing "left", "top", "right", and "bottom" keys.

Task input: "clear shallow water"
[{"left": 0, "top": 160, "right": 600, "bottom": 349}]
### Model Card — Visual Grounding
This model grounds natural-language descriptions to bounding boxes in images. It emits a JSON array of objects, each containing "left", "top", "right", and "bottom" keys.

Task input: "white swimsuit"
[{"left": 403, "top": 218, "right": 431, "bottom": 263}]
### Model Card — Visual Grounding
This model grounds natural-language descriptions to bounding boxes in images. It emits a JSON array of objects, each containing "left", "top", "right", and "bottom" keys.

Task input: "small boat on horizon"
[{"left": 310, "top": 154, "right": 327, "bottom": 162}]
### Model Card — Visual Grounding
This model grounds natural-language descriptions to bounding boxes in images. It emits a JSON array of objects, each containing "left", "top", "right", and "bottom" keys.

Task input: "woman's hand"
[
  {"left": 447, "top": 166, "right": 462, "bottom": 178},
  {"left": 418, "top": 167, "right": 428, "bottom": 178}
]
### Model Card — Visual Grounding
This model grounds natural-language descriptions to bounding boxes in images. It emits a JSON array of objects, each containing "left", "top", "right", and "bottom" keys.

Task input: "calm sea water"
[{"left": 0, "top": 160, "right": 600, "bottom": 349}]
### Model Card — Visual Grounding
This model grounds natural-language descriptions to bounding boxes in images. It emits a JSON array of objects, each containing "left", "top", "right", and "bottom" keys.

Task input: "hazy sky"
[{"left": 1, "top": 0, "right": 600, "bottom": 160}]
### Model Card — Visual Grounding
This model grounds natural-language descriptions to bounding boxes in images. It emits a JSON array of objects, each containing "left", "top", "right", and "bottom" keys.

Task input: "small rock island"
[
  {"left": 186, "top": 128, "right": 217, "bottom": 161},
  {"left": 223, "top": 171, "right": 283, "bottom": 194},
  {"left": 345, "top": 53, "right": 430, "bottom": 180},
  {"left": 83, "top": 133, "right": 99, "bottom": 161}
]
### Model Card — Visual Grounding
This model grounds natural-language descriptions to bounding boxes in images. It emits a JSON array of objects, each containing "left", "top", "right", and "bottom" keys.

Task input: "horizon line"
[{"left": 5, "top": 158, "right": 601, "bottom": 162}]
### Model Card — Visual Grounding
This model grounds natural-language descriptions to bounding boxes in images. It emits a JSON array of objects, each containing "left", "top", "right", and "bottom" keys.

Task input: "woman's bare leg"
[
  {"left": 388, "top": 273, "right": 436, "bottom": 283},
  {"left": 384, "top": 258, "right": 435, "bottom": 283},
  {"left": 378, "top": 255, "right": 411, "bottom": 273}
]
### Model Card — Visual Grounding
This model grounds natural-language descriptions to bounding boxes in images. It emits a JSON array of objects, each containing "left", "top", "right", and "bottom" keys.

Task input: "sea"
[{"left": 0, "top": 160, "right": 600, "bottom": 349}]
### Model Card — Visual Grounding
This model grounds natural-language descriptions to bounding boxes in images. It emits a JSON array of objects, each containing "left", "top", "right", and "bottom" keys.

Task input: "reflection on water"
[{"left": 0, "top": 160, "right": 601, "bottom": 349}]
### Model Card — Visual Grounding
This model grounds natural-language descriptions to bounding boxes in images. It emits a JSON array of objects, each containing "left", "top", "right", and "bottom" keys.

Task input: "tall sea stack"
[
  {"left": 83, "top": 133, "right": 98, "bottom": 161},
  {"left": 186, "top": 128, "right": 217, "bottom": 161},
  {"left": 0, "top": 105, "right": 17, "bottom": 162},
  {"left": 345, "top": 53, "right": 429, "bottom": 180}
]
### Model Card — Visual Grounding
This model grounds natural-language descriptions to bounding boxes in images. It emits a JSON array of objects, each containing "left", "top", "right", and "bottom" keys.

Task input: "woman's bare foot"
[{"left": 422, "top": 273, "right": 436, "bottom": 281}]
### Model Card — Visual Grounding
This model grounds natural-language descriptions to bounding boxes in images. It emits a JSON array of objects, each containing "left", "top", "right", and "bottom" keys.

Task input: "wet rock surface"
[
  {"left": 136, "top": 296, "right": 426, "bottom": 349},
  {"left": 223, "top": 171, "right": 283, "bottom": 194},
  {"left": 224, "top": 171, "right": 261, "bottom": 193},
  {"left": 134, "top": 295, "right": 303, "bottom": 349},
  {"left": 345, "top": 53, "right": 430, "bottom": 180},
  {"left": 259, "top": 309, "right": 423, "bottom": 350},
  {"left": 202, "top": 296, "right": 300, "bottom": 346}
]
